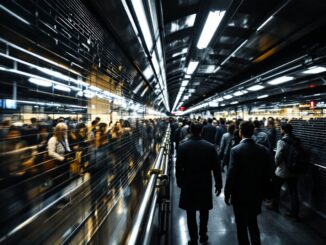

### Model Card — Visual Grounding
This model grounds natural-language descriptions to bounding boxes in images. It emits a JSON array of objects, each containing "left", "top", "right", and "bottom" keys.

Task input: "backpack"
[{"left": 282, "top": 137, "right": 310, "bottom": 174}]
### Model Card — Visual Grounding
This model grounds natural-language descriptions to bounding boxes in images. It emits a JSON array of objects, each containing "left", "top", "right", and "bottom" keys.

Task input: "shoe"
[{"left": 199, "top": 234, "right": 209, "bottom": 243}]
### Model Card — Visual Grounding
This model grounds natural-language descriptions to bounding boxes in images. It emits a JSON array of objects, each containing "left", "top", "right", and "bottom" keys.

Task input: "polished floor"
[{"left": 170, "top": 158, "right": 326, "bottom": 245}]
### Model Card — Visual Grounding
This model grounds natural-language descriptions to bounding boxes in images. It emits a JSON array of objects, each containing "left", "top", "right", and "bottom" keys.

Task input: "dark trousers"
[
  {"left": 186, "top": 210, "right": 209, "bottom": 241},
  {"left": 233, "top": 204, "right": 261, "bottom": 245},
  {"left": 272, "top": 176, "right": 299, "bottom": 216}
]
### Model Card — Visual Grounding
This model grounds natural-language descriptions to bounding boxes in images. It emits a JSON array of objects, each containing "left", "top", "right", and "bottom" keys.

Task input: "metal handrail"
[{"left": 126, "top": 125, "right": 171, "bottom": 245}]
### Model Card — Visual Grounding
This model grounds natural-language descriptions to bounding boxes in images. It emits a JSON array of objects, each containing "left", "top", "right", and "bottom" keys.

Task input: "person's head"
[
  {"left": 220, "top": 118, "right": 225, "bottom": 125},
  {"left": 38, "top": 126, "right": 49, "bottom": 140},
  {"left": 6, "top": 126, "right": 21, "bottom": 142},
  {"left": 267, "top": 120, "right": 275, "bottom": 128},
  {"left": 76, "top": 123, "right": 87, "bottom": 137},
  {"left": 30, "top": 118, "right": 37, "bottom": 124},
  {"left": 190, "top": 122, "right": 203, "bottom": 136},
  {"left": 281, "top": 123, "right": 293, "bottom": 135},
  {"left": 227, "top": 124, "right": 236, "bottom": 134},
  {"left": 54, "top": 122, "right": 68, "bottom": 141},
  {"left": 207, "top": 118, "right": 213, "bottom": 124},
  {"left": 253, "top": 120, "right": 261, "bottom": 129},
  {"left": 91, "top": 120, "right": 98, "bottom": 127},
  {"left": 95, "top": 117, "right": 101, "bottom": 122},
  {"left": 239, "top": 121, "right": 254, "bottom": 139},
  {"left": 98, "top": 123, "right": 107, "bottom": 133}
]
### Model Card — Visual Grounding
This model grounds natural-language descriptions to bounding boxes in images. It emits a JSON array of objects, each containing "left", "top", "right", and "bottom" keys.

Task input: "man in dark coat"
[
  {"left": 201, "top": 118, "right": 217, "bottom": 144},
  {"left": 225, "top": 121, "right": 272, "bottom": 245},
  {"left": 176, "top": 122, "right": 222, "bottom": 245}
]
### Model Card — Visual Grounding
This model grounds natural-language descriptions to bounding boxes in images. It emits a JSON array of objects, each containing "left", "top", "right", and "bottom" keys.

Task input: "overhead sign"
[{"left": 179, "top": 106, "right": 185, "bottom": 111}]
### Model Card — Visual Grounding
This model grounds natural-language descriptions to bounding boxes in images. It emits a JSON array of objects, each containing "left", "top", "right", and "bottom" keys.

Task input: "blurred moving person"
[
  {"left": 176, "top": 122, "right": 222, "bottom": 245},
  {"left": 225, "top": 121, "right": 272, "bottom": 245}
]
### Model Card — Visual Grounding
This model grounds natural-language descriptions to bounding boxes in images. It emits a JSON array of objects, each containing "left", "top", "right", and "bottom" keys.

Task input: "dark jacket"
[
  {"left": 176, "top": 136, "right": 222, "bottom": 210},
  {"left": 201, "top": 123, "right": 217, "bottom": 144},
  {"left": 225, "top": 138, "right": 272, "bottom": 213}
]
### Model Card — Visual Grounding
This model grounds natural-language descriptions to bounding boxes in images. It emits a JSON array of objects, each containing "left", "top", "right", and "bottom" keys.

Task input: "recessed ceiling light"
[
  {"left": 181, "top": 80, "right": 189, "bottom": 86},
  {"left": 257, "top": 94, "right": 269, "bottom": 99},
  {"left": 247, "top": 85, "right": 264, "bottom": 91},
  {"left": 54, "top": 84, "right": 71, "bottom": 92},
  {"left": 223, "top": 95, "right": 233, "bottom": 100},
  {"left": 233, "top": 91, "right": 244, "bottom": 96},
  {"left": 186, "top": 61, "right": 199, "bottom": 74},
  {"left": 302, "top": 66, "right": 326, "bottom": 74},
  {"left": 268, "top": 76, "right": 294, "bottom": 85}
]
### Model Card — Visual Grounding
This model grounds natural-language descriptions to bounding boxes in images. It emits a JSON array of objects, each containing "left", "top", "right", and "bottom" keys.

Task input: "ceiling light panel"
[
  {"left": 302, "top": 66, "right": 326, "bottom": 74},
  {"left": 197, "top": 10, "right": 226, "bottom": 49},
  {"left": 247, "top": 85, "right": 265, "bottom": 91},
  {"left": 268, "top": 76, "right": 294, "bottom": 85},
  {"left": 186, "top": 61, "right": 199, "bottom": 74}
]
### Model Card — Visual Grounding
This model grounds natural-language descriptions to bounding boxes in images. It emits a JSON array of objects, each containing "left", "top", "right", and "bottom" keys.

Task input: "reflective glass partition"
[{"left": 0, "top": 1, "right": 167, "bottom": 243}]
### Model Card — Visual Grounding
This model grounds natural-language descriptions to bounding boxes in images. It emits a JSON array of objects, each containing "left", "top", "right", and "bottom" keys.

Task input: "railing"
[{"left": 125, "top": 125, "right": 171, "bottom": 245}]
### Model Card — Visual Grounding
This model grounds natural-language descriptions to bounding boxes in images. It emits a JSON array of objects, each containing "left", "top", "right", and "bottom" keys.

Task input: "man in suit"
[
  {"left": 225, "top": 121, "right": 272, "bottom": 245},
  {"left": 176, "top": 122, "right": 222, "bottom": 245},
  {"left": 201, "top": 118, "right": 217, "bottom": 144}
]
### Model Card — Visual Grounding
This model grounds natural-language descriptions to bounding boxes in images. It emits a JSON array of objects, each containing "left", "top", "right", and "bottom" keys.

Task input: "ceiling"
[
  {"left": 75, "top": 0, "right": 326, "bottom": 114},
  {"left": 161, "top": 0, "right": 326, "bottom": 112}
]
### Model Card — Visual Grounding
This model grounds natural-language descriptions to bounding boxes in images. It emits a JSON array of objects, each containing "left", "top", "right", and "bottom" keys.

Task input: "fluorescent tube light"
[
  {"left": 54, "top": 84, "right": 71, "bottom": 92},
  {"left": 216, "top": 98, "right": 224, "bottom": 102},
  {"left": 257, "top": 94, "right": 269, "bottom": 99},
  {"left": 197, "top": 10, "right": 226, "bottom": 49},
  {"left": 131, "top": 0, "right": 153, "bottom": 51},
  {"left": 186, "top": 61, "right": 199, "bottom": 74},
  {"left": 185, "top": 75, "right": 191, "bottom": 79},
  {"left": 247, "top": 85, "right": 264, "bottom": 91},
  {"left": 230, "top": 101, "right": 238, "bottom": 105},
  {"left": 29, "top": 78, "right": 52, "bottom": 87},
  {"left": 143, "top": 65, "right": 154, "bottom": 79},
  {"left": 302, "top": 66, "right": 326, "bottom": 74},
  {"left": 268, "top": 76, "right": 294, "bottom": 85},
  {"left": 257, "top": 16, "right": 273, "bottom": 31},
  {"left": 223, "top": 95, "right": 233, "bottom": 100},
  {"left": 181, "top": 80, "right": 189, "bottom": 86}
]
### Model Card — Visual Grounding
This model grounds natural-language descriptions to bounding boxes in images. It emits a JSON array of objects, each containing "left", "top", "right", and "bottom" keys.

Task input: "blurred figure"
[
  {"left": 47, "top": 122, "right": 72, "bottom": 201},
  {"left": 270, "top": 123, "right": 301, "bottom": 220},
  {"left": 215, "top": 118, "right": 226, "bottom": 151},
  {"left": 202, "top": 118, "right": 217, "bottom": 144},
  {"left": 266, "top": 119, "right": 278, "bottom": 151},
  {"left": 225, "top": 121, "right": 272, "bottom": 245},
  {"left": 176, "top": 122, "right": 222, "bottom": 245},
  {"left": 252, "top": 120, "right": 271, "bottom": 150},
  {"left": 219, "top": 123, "right": 236, "bottom": 172}
]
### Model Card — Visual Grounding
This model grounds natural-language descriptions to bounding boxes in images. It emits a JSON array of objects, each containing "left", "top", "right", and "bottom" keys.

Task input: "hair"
[
  {"left": 54, "top": 122, "right": 68, "bottom": 141},
  {"left": 227, "top": 123, "right": 236, "bottom": 134},
  {"left": 253, "top": 120, "right": 261, "bottom": 128},
  {"left": 190, "top": 122, "right": 203, "bottom": 136},
  {"left": 281, "top": 123, "right": 293, "bottom": 134},
  {"left": 220, "top": 118, "right": 225, "bottom": 125},
  {"left": 91, "top": 120, "right": 98, "bottom": 126},
  {"left": 207, "top": 118, "right": 213, "bottom": 124},
  {"left": 267, "top": 120, "right": 275, "bottom": 127},
  {"left": 239, "top": 121, "right": 255, "bottom": 138}
]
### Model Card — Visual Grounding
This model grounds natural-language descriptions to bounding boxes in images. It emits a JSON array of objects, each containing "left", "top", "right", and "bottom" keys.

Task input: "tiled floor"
[{"left": 170, "top": 159, "right": 326, "bottom": 245}]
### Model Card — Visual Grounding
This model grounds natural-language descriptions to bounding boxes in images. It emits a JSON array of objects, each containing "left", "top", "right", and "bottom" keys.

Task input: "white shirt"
[{"left": 48, "top": 136, "right": 71, "bottom": 161}]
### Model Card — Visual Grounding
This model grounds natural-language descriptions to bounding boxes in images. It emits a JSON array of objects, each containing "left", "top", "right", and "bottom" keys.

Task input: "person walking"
[
  {"left": 201, "top": 118, "right": 217, "bottom": 144},
  {"left": 176, "top": 122, "right": 222, "bottom": 245},
  {"left": 225, "top": 121, "right": 272, "bottom": 245}
]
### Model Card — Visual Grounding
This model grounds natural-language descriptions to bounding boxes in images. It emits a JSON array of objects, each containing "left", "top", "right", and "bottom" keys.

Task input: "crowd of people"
[
  {"left": 171, "top": 116, "right": 309, "bottom": 245},
  {"left": 0, "top": 116, "right": 167, "bottom": 232}
]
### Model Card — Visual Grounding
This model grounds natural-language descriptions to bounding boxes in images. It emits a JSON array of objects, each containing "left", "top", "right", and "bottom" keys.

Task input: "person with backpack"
[
  {"left": 269, "top": 123, "right": 309, "bottom": 220},
  {"left": 252, "top": 120, "right": 271, "bottom": 150}
]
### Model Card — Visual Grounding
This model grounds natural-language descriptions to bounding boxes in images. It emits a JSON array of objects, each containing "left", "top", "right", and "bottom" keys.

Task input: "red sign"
[
  {"left": 310, "top": 100, "right": 316, "bottom": 109},
  {"left": 179, "top": 106, "right": 185, "bottom": 111}
]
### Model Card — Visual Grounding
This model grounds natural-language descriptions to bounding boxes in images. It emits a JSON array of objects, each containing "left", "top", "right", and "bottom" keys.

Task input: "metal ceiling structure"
[{"left": 9, "top": 0, "right": 324, "bottom": 114}]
